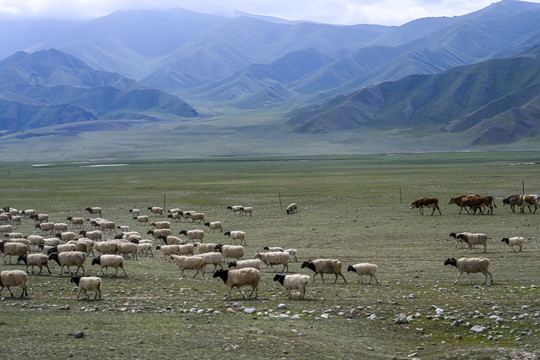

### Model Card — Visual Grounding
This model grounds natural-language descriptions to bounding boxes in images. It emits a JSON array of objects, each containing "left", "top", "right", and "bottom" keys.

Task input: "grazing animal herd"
[{"left": 0, "top": 192, "right": 529, "bottom": 300}]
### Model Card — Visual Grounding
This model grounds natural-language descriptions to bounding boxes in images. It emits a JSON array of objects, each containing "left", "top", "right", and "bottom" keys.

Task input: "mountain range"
[{"left": 0, "top": 0, "right": 540, "bottom": 159}]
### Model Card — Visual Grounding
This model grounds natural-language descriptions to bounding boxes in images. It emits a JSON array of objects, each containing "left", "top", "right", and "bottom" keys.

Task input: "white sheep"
[
  {"left": 158, "top": 235, "right": 183, "bottom": 245},
  {"left": 71, "top": 276, "right": 102, "bottom": 299},
  {"left": 18, "top": 253, "right": 52, "bottom": 275},
  {"left": 449, "top": 232, "right": 471, "bottom": 249},
  {"left": 263, "top": 246, "right": 283, "bottom": 252},
  {"left": 223, "top": 231, "right": 246, "bottom": 246},
  {"left": 129, "top": 208, "right": 140, "bottom": 217},
  {"left": 179, "top": 229, "right": 205, "bottom": 242},
  {"left": 49, "top": 243, "right": 77, "bottom": 254},
  {"left": 227, "top": 205, "right": 243, "bottom": 215},
  {"left": 11, "top": 216, "right": 21, "bottom": 226},
  {"left": 74, "top": 238, "right": 95, "bottom": 256},
  {"left": 241, "top": 207, "right": 253, "bottom": 216},
  {"left": 5, "top": 232, "right": 23, "bottom": 239},
  {"left": 204, "top": 221, "right": 223, "bottom": 233},
  {"left": 273, "top": 274, "right": 310, "bottom": 298},
  {"left": 283, "top": 248, "right": 298, "bottom": 262},
  {"left": 151, "top": 221, "right": 170, "bottom": 229},
  {"left": 138, "top": 243, "right": 153, "bottom": 257},
  {"left": 26, "top": 235, "right": 44, "bottom": 250},
  {"left": 501, "top": 237, "right": 524, "bottom": 253},
  {"left": 135, "top": 215, "right": 149, "bottom": 224},
  {"left": 31, "top": 213, "right": 49, "bottom": 223},
  {"left": 347, "top": 263, "right": 379, "bottom": 284},
  {"left": 7, "top": 238, "right": 30, "bottom": 248},
  {"left": 286, "top": 203, "right": 297, "bottom": 215},
  {"left": 0, "top": 241, "right": 29, "bottom": 264},
  {"left": 56, "top": 231, "right": 77, "bottom": 242},
  {"left": 169, "top": 255, "right": 206, "bottom": 278},
  {"left": 254, "top": 251, "right": 290, "bottom": 272},
  {"left": 79, "top": 230, "right": 102, "bottom": 241},
  {"left": 49, "top": 251, "right": 87, "bottom": 276},
  {"left": 148, "top": 206, "right": 164, "bottom": 217},
  {"left": 53, "top": 223, "right": 69, "bottom": 232},
  {"left": 187, "top": 212, "right": 205, "bottom": 224},
  {"left": 301, "top": 259, "right": 347, "bottom": 284},
  {"left": 215, "top": 244, "right": 244, "bottom": 261},
  {"left": 0, "top": 224, "right": 13, "bottom": 234},
  {"left": 117, "top": 242, "right": 139, "bottom": 260},
  {"left": 35, "top": 222, "right": 54, "bottom": 234},
  {"left": 457, "top": 233, "right": 488, "bottom": 253},
  {"left": 156, "top": 244, "right": 181, "bottom": 260},
  {"left": 85, "top": 207, "right": 102, "bottom": 216},
  {"left": 92, "top": 255, "right": 127, "bottom": 276},
  {"left": 167, "top": 212, "right": 183, "bottom": 222},
  {"left": 0, "top": 270, "right": 28, "bottom": 297},
  {"left": 200, "top": 252, "right": 224, "bottom": 271},
  {"left": 147, "top": 229, "right": 172, "bottom": 240},
  {"left": 444, "top": 257, "right": 493, "bottom": 285},
  {"left": 213, "top": 268, "right": 260, "bottom": 298},
  {"left": 117, "top": 225, "right": 130, "bottom": 233},
  {"left": 66, "top": 216, "right": 84, "bottom": 228},
  {"left": 228, "top": 259, "right": 262, "bottom": 270},
  {"left": 42, "top": 237, "right": 60, "bottom": 248},
  {"left": 195, "top": 242, "right": 218, "bottom": 254}
]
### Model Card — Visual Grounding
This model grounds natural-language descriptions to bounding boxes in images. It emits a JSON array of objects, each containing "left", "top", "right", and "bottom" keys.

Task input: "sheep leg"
[
  {"left": 46, "top": 265, "right": 51, "bottom": 275},
  {"left": 454, "top": 271, "right": 464, "bottom": 284},
  {"left": 6, "top": 286, "right": 14, "bottom": 297},
  {"left": 340, "top": 274, "right": 347, "bottom": 284},
  {"left": 20, "top": 285, "right": 28, "bottom": 298},
  {"left": 121, "top": 266, "right": 127, "bottom": 277},
  {"left": 321, "top": 274, "right": 325, "bottom": 284}
]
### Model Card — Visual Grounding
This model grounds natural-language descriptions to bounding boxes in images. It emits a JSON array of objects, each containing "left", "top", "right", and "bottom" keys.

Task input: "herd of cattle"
[{"left": 410, "top": 194, "right": 539, "bottom": 215}]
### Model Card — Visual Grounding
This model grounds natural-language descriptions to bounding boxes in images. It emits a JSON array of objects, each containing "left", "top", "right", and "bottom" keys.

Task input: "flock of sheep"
[
  {"left": 0, "top": 203, "right": 378, "bottom": 300},
  {"left": 0, "top": 190, "right": 530, "bottom": 300}
]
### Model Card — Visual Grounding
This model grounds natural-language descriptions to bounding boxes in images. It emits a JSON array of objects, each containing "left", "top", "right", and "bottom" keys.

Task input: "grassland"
[{"left": 0, "top": 152, "right": 539, "bottom": 359}]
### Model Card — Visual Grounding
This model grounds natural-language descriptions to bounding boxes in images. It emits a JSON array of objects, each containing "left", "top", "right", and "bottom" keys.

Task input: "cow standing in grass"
[{"left": 410, "top": 197, "right": 441, "bottom": 216}]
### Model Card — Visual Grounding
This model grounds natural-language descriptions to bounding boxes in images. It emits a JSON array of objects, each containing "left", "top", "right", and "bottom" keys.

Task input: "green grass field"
[{"left": 0, "top": 152, "right": 539, "bottom": 359}]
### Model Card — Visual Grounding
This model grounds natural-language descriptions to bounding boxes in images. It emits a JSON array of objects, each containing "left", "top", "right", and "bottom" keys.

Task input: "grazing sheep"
[
  {"left": 254, "top": 251, "right": 290, "bottom": 272},
  {"left": 151, "top": 221, "right": 171, "bottom": 229},
  {"left": 195, "top": 242, "right": 218, "bottom": 254},
  {"left": 117, "top": 225, "right": 129, "bottom": 233},
  {"left": 18, "top": 254, "right": 51, "bottom": 275},
  {"left": 449, "top": 232, "right": 472, "bottom": 249},
  {"left": 0, "top": 270, "right": 28, "bottom": 297},
  {"left": 204, "top": 221, "right": 223, "bottom": 233},
  {"left": 40, "top": 237, "right": 60, "bottom": 249},
  {"left": 169, "top": 255, "right": 205, "bottom": 278},
  {"left": 47, "top": 243, "right": 77, "bottom": 254},
  {"left": 301, "top": 259, "right": 347, "bottom": 284},
  {"left": 227, "top": 205, "right": 243, "bottom": 215},
  {"left": 92, "top": 255, "right": 127, "bottom": 276},
  {"left": 56, "top": 231, "right": 77, "bottom": 242},
  {"left": 213, "top": 268, "right": 260, "bottom": 298},
  {"left": 94, "top": 241, "right": 118, "bottom": 256},
  {"left": 49, "top": 251, "right": 87, "bottom": 276},
  {"left": 263, "top": 246, "right": 283, "bottom": 252},
  {"left": 0, "top": 214, "right": 9, "bottom": 224},
  {"left": 79, "top": 230, "right": 101, "bottom": 241},
  {"left": 457, "top": 233, "right": 488, "bottom": 253},
  {"left": 157, "top": 235, "right": 181, "bottom": 245},
  {"left": 156, "top": 244, "right": 181, "bottom": 260},
  {"left": 85, "top": 207, "right": 102, "bottom": 216},
  {"left": 26, "top": 235, "right": 44, "bottom": 250},
  {"left": 0, "top": 241, "right": 29, "bottom": 264},
  {"left": 187, "top": 212, "right": 205, "bottom": 224},
  {"left": 241, "top": 206, "right": 253, "bottom": 216},
  {"left": 286, "top": 203, "right": 297, "bottom": 215},
  {"left": 30, "top": 213, "right": 49, "bottom": 223},
  {"left": 53, "top": 223, "right": 69, "bottom": 232},
  {"left": 200, "top": 252, "right": 224, "bottom": 271},
  {"left": 501, "top": 237, "right": 524, "bottom": 253},
  {"left": 444, "top": 257, "right": 493, "bottom": 285},
  {"left": 0, "top": 224, "right": 14, "bottom": 234},
  {"left": 35, "top": 222, "right": 54, "bottom": 234},
  {"left": 117, "top": 242, "right": 139, "bottom": 260},
  {"left": 135, "top": 215, "right": 149, "bottom": 225},
  {"left": 223, "top": 230, "right": 246, "bottom": 246},
  {"left": 347, "top": 263, "right": 379, "bottom": 284},
  {"left": 147, "top": 229, "right": 172, "bottom": 240},
  {"left": 74, "top": 238, "right": 94, "bottom": 256},
  {"left": 283, "top": 248, "right": 298, "bottom": 262},
  {"left": 148, "top": 207, "right": 164, "bottom": 217},
  {"left": 214, "top": 244, "right": 244, "bottom": 261},
  {"left": 228, "top": 259, "right": 262, "bottom": 270},
  {"left": 273, "top": 274, "right": 310, "bottom": 298},
  {"left": 71, "top": 276, "right": 101, "bottom": 299},
  {"left": 95, "top": 220, "right": 115, "bottom": 233},
  {"left": 129, "top": 208, "right": 140, "bottom": 217},
  {"left": 66, "top": 216, "right": 84, "bottom": 228},
  {"left": 138, "top": 243, "right": 153, "bottom": 257},
  {"left": 179, "top": 229, "right": 205, "bottom": 242},
  {"left": 5, "top": 232, "right": 23, "bottom": 239},
  {"left": 11, "top": 215, "right": 21, "bottom": 226},
  {"left": 167, "top": 212, "right": 183, "bottom": 222}
]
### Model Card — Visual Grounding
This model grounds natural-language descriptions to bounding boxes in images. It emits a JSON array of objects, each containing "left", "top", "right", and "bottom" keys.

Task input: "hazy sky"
[{"left": 1, "top": 0, "right": 539, "bottom": 25}]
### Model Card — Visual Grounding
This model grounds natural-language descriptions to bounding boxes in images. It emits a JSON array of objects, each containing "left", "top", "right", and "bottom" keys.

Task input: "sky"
[{"left": 1, "top": 0, "right": 539, "bottom": 25}]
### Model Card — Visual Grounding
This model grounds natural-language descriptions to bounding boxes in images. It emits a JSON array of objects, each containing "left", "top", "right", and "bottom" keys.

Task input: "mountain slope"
[{"left": 286, "top": 48, "right": 540, "bottom": 145}]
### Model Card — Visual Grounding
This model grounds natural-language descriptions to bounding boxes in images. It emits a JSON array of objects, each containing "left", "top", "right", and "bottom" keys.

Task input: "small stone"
[
  {"left": 277, "top": 304, "right": 287, "bottom": 310},
  {"left": 244, "top": 308, "right": 256, "bottom": 314},
  {"left": 470, "top": 325, "right": 485, "bottom": 333},
  {"left": 73, "top": 331, "right": 85, "bottom": 338}
]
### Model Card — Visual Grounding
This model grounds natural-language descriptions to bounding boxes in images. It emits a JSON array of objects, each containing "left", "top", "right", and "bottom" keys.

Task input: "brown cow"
[
  {"left": 502, "top": 194, "right": 521, "bottom": 213},
  {"left": 410, "top": 197, "right": 441, "bottom": 216},
  {"left": 518, "top": 194, "right": 539, "bottom": 214},
  {"left": 460, "top": 196, "right": 496, "bottom": 215},
  {"left": 448, "top": 194, "right": 481, "bottom": 214}
]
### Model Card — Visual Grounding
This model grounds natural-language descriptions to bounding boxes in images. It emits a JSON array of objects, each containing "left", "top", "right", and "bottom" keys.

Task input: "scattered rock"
[
  {"left": 470, "top": 325, "right": 485, "bottom": 333},
  {"left": 73, "top": 331, "right": 85, "bottom": 338}
]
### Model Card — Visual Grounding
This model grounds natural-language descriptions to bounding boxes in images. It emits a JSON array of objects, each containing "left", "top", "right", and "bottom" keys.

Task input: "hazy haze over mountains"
[{"left": 1, "top": 0, "right": 540, "bottom": 160}]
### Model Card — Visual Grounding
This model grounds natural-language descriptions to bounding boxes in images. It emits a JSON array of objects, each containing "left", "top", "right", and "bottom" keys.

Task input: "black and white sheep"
[
  {"left": 169, "top": 255, "right": 206, "bottom": 278},
  {"left": 286, "top": 203, "right": 297, "bottom": 215},
  {"left": 273, "top": 274, "right": 310, "bottom": 299},
  {"left": 151, "top": 221, "right": 170, "bottom": 229},
  {"left": 227, "top": 205, "right": 244, "bottom": 215},
  {"left": 263, "top": 246, "right": 283, "bottom": 252},
  {"left": 148, "top": 206, "right": 164, "bottom": 217},
  {"left": 195, "top": 242, "right": 218, "bottom": 254},
  {"left": 200, "top": 252, "right": 224, "bottom": 271},
  {"left": 0, "top": 241, "right": 29, "bottom": 264},
  {"left": 85, "top": 207, "right": 102, "bottom": 216},
  {"left": 18, "top": 253, "right": 51, "bottom": 275},
  {"left": 204, "top": 221, "right": 223, "bottom": 233},
  {"left": 347, "top": 263, "right": 379, "bottom": 284},
  {"left": 444, "top": 257, "right": 493, "bottom": 285},
  {"left": 179, "top": 229, "right": 205, "bottom": 242},
  {"left": 117, "top": 242, "right": 139, "bottom": 260},
  {"left": 213, "top": 268, "right": 260, "bottom": 298},
  {"left": 66, "top": 216, "right": 84, "bottom": 228},
  {"left": 92, "top": 255, "right": 127, "bottom": 276},
  {"left": 147, "top": 229, "right": 172, "bottom": 240},
  {"left": 254, "top": 251, "right": 290, "bottom": 272},
  {"left": 0, "top": 270, "right": 28, "bottom": 297},
  {"left": 501, "top": 237, "right": 524, "bottom": 253},
  {"left": 457, "top": 233, "right": 488, "bottom": 253},
  {"left": 49, "top": 251, "right": 87, "bottom": 276},
  {"left": 79, "top": 229, "right": 102, "bottom": 241},
  {"left": 214, "top": 244, "right": 244, "bottom": 261},
  {"left": 223, "top": 230, "right": 246, "bottom": 246},
  {"left": 135, "top": 215, "right": 149, "bottom": 225},
  {"left": 71, "top": 276, "right": 102, "bottom": 299},
  {"left": 228, "top": 259, "right": 262, "bottom": 270},
  {"left": 301, "top": 259, "right": 347, "bottom": 284}
]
